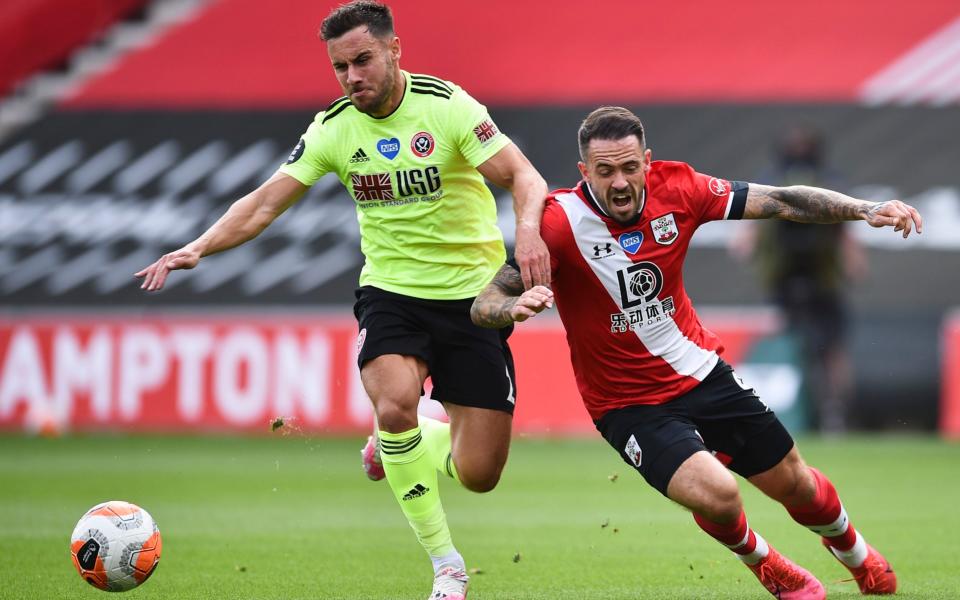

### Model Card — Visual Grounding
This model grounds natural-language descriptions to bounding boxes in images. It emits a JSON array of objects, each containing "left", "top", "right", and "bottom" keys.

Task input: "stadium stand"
[
  {"left": 0, "top": 0, "right": 147, "bottom": 97},
  {"left": 1, "top": 0, "right": 959, "bottom": 434},
  {"left": 61, "top": 0, "right": 960, "bottom": 107}
]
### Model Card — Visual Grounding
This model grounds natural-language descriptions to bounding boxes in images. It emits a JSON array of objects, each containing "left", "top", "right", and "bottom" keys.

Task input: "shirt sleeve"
[
  {"left": 681, "top": 167, "right": 749, "bottom": 224},
  {"left": 538, "top": 201, "right": 564, "bottom": 279},
  {"left": 447, "top": 87, "right": 512, "bottom": 168},
  {"left": 277, "top": 114, "right": 331, "bottom": 186}
]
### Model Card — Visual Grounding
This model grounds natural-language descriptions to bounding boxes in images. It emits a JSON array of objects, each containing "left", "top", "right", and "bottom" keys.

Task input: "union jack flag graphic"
[
  {"left": 473, "top": 119, "right": 499, "bottom": 143},
  {"left": 351, "top": 173, "right": 394, "bottom": 201}
]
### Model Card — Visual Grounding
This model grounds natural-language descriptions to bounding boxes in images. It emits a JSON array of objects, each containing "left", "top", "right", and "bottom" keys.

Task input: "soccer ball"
[
  {"left": 70, "top": 501, "right": 162, "bottom": 592},
  {"left": 630, "top": 269, "right": 656, "bottom": 298}
]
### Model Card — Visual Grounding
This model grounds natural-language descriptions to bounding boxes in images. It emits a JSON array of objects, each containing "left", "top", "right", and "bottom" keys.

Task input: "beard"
[
  {"left": 352, "top": 66, "right": 396, "bottom": 116},
  {"left": 604, "top": 186, "right": 645, "bottom": 225}
]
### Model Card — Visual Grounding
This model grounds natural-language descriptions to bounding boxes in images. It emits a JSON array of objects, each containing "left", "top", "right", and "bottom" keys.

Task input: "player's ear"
[
  {"left": 390, "top": 36, "right": 401, "bottom": 61},
  {"left": 643, "top": 148, "right": 652, "bottom": 173},
  {"left": 578, "top": 161, "right": 589, "bottom": 180}
]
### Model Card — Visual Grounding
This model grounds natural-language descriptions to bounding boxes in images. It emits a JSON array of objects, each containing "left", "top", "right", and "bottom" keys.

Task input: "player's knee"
[
  {"left": 457, "top": 462, "right": 504, "bottom": 493},
  {"left": 780, "top": 465, "right": 818, "bottom": 506},
  {"left": 693, "top": 471, "right": 742, "bottom": 523},
  {"left": 770, "top": 457, "right": 817, "bottom": 506},
  {"left": 373, "top": 401, "right": 419, "bottom": 433},
  {"left": 706, "top": 484, "right": 743, "bottom": 523},
  {"left": 681, "top": 479, "right": 742, "bottom": 523},
  {"left": 461, "top": 474, "right": 500, "bottom": 493}
]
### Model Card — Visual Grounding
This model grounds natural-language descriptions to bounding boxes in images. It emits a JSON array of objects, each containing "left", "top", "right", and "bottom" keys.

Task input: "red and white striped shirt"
[{"left": 541, "top": 160, "right": 748, "bottom": 420}]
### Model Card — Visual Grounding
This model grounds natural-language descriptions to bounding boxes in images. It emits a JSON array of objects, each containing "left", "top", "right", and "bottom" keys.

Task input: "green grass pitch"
[{"left": 1, "top": 433, "right": 957, "bottom": 599}]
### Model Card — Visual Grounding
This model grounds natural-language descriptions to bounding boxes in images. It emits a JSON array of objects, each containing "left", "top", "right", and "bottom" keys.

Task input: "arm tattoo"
[
  {"left": 761, "top": 185, "right": 872, "bottom": 223},
  {"left": 470, "top": 265, "right": 525, "bottom": 329}
]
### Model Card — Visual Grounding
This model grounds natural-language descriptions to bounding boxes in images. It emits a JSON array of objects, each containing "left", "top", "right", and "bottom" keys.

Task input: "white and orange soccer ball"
[{"left": 70, "top": 501, "right": 162, "bottom": 592}]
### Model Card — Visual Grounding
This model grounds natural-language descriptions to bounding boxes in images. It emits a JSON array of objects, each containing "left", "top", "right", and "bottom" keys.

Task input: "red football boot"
[
  {"left": 824, "top": 539, "right": 897, "bottom": 594},
  {"left": 746, "top": 546, "right": 826, "bottom": 599}
]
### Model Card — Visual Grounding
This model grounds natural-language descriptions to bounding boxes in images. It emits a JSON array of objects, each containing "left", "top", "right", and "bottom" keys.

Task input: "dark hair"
[
  {"left": 320, "top": 1, "right": 394, "bottom": 41},
  {"left": 578, "top": 106, "right": 645, "bottom": 160}
]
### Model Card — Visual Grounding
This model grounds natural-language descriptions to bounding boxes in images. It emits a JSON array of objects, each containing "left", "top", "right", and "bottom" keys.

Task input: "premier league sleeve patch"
[
  {"left": 285, "top": 138, "right": 305, "bottom": 164},
  {"left": 708, "top": 177, "right": 729, "bottom": 196}
]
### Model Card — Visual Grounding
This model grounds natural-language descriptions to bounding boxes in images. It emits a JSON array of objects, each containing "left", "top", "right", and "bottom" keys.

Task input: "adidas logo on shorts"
[{"left": 349, "top": 148, "right": 370, "bottom": 163}]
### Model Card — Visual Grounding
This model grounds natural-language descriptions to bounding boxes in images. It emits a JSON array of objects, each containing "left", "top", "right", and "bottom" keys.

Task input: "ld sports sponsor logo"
[{"left": 616, "top": 261, "right": 664, "bottom": 309}]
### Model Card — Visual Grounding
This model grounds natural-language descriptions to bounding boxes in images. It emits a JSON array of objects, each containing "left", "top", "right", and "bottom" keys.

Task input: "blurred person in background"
[
  {"left": 731, "top": 125, "right": 867, "bottom": 433},
  {"left": 473, "top": 107, "right": 918, "bottom": 599},
  {"left": 134, "top": 2, "right": 550, "bottom": 598}
]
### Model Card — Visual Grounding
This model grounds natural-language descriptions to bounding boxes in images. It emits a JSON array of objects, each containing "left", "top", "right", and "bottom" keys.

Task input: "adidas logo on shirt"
[
  {"left": 349, "top": 148, "right": 370, "bottom": 163},
  {"left": 402, "top": 483, "right": 430, "bottom": 501}
]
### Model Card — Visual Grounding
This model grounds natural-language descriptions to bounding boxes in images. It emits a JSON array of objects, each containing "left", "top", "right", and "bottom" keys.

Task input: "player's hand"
[
  {"left": 863, "top": 200, "right": 923, "bottom": 238},
  {"left": 134, "top": 246, "right": 201, "bottom": 291},
  {"left": 508, "top": 285, "right": 554, "bottom": 322},
  {"left": 515, "top": 225, "right": 551, "bottom": 289}
]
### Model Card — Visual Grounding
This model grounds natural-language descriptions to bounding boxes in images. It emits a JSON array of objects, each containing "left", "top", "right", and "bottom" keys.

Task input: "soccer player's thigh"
[
  {"left": 691, "top": 361, "right": 795, "bottom": 482},
  {"left": 594, "top": 403, "right": 735, "bottom": 515},
  {"left": 431, "top": 318, "right": 516, "bottom": 486},
  {"left": 354, "top": 287, "right": 432, "bottom": 431}
]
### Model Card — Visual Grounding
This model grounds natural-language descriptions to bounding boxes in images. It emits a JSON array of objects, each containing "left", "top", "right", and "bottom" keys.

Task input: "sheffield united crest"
[{"left": 651, "top": 213, "right": 679, "bottom": 245}]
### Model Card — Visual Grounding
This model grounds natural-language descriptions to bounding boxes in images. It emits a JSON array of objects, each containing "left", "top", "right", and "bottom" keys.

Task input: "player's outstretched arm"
[
  {"left": 477, "top": 144, "right": 551, "bottom": 289},
  {"left": 743, "top": 184, "right": 923, "bottom": 238},
  {"left": 471, "top": 264, "right": 554, "bottom": 329},
  {"left": 135, "top": 172, "right": 308, "bottom": 291}
]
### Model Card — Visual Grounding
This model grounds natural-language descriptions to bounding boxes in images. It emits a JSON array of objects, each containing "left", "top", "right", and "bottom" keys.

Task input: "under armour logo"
[{"left": 593, "top": 243, "right": 613, "bottom": 257}]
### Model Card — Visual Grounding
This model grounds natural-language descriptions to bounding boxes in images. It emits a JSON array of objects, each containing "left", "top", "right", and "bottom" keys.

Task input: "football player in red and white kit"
[{"left": 471, "top": 107, "right": 921, "bottom": 599}]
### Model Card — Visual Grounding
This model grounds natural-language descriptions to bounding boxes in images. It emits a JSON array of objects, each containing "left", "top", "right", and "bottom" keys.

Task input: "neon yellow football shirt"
[{"left": 280, "top": 71, "right": 511, "bottom": 300}]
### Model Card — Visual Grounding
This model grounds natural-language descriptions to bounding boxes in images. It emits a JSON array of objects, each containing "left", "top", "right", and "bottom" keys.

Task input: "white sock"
[
  {"left": 829, "top": 531, "right": 869, "bottom": 568},
  {"left": 735, "top": 531, "right": 770, "bottom": 566},
  {"left": 431, "top": 550, "right": 465, "bottom": 573}
]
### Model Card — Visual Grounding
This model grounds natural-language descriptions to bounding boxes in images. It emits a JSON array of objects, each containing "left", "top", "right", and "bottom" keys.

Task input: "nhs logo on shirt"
[
  {"left": 377, "top": 137, "right": 401, "bottom": 160},
  {"left": 618, "top": 231, "right": 643, "bottom": 254}
]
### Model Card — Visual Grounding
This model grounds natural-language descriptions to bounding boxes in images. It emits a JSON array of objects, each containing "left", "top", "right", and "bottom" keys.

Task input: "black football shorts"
[
  {"left": 353, "top": 285, "right": 517, "bottom": 414},
  {"left": 594, "top": 359, "right": 794, "bottom": 496}
]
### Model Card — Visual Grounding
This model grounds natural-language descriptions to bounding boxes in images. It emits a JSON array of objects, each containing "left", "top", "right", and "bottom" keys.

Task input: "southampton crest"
[
  {"left": 651, "top": 213, "right": 679, "bottom": 246},
  {"left": 625, "top": 435, "right": 642, "bottom": 467}
]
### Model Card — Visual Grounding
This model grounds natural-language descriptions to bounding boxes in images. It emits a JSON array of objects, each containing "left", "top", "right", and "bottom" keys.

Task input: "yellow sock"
[
  {"left": 379, "top": 427, "right": 455, "bottom": 558},
  {"left": 418, "top": 415, "right": 459, "bottom": 482}
]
